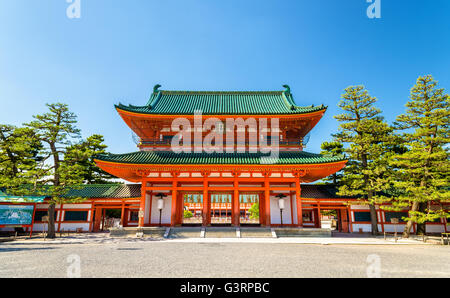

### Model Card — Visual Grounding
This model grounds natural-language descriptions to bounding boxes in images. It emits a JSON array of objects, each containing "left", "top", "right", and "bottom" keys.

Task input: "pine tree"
[
  {"left": 320, "top": 141, "right": 344, "bottom": 185},
  {"left": 390, "top": 75, "right": 450, "bottom": 237},
  {"left": 26, "top": 103, "right": 84, "bottom": 238},
  {"left": 0, "top": 125, "right": 42, "bottom": 194},
  {"left": 63, "top": 134, "right": 114, "bottom": 184},
  {"left": 334, "top": 86, "right": 394, "bottom": 235}
]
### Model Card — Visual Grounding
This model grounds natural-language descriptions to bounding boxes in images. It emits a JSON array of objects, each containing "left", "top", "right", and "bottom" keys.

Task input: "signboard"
[
  {"left": 390, "top": 218, "right": 399, "bottom": 224},
  {"left": 0, "top": 205, "right": 35, "bottom": 225}
]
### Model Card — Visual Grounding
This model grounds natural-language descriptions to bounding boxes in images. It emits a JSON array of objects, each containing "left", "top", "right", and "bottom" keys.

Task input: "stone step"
[
  {"left": 110, "top": 227, "right": 166, "bottom": 238},
  {"left": 205, "top": 227, "right": 237, "bottom": 238},
  {"left": 240, "top": 228, "right": 273, "bottom": 238},
  {"left": 275, "top": 228, "right": 332, "bottom": 238},
  {"left": 169, "top": 227, "right": 202, "bottom": 238}
]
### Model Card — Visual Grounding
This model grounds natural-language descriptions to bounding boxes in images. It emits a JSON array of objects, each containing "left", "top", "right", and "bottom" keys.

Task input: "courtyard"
[{"left": 0, "top": 237, "right": 449, "bottom": 278}]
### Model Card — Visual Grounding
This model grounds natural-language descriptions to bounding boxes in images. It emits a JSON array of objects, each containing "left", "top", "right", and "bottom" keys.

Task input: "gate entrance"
[
  {"left": 182, "top": 193, "right": 203, "bottom": 225},
  {"left": 93, "top": 207, "right": 123, "bottom": 232},
  {"left": 239, "top": 194, "right": 261, "bottom": 225},
  {"left": 210, "top": 193, "right": 232, "bottom": 225}
]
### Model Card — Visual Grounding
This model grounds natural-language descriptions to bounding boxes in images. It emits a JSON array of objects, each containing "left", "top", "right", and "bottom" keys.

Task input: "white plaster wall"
[
  {"left": 350, "top": 205, "right": 370, "bottom": 210},
  {"left": 150, "top": 195, "right": 172, "bottom": 224},
  {"left": 144, "top": 192, "right": 151, "bottom": 224},
  {"left": 59, "top": 223, "right": 90, "bottom": 232},
  {"left": 270, "top": 195, "right": 293, "bottom": 224},
  {"left": 292, "top": 193, "right": 298, "bottom": 225},
  {"left": 352, "top": 224, "right": 372, "bottom": 232},
  {"left": 426, "top": 224, "right": 445, "bottom": 233},
  {"left": 62, "top": 204, "right": 92, "bottom": 209}
]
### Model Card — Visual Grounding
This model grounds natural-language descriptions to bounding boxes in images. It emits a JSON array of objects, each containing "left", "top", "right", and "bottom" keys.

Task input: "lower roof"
[
  {"left": 64, "top": 184, "right": 141, "bottom": 198},
  {"left": 94, "top": 151, "right": 345, "bottom": 165},
  {"left": 0, "top": 184, "right": 142, "bottom": 200}
]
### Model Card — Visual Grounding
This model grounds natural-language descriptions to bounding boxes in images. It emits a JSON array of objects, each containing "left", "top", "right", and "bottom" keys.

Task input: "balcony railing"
[{"left": 139, "top": 138, "right": 303, "bottom": 146}]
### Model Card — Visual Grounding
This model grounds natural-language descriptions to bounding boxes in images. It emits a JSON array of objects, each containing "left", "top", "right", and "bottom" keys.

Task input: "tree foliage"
[
  {"left": 320, "top": 141, "right": 344, "bottom": 185},
  {"left": 248, "top": 202, "right": 259, "bottom": 220},
  {"left": 63, "top": 134, "right": 114, "bottom": 184},
  {"left": 0, "top": 125, "right": 42, "bottom": 194},
  {"left": 389, "top": 75, "right": 450, "bottom": 237},
  {"left": 333, "top": 86, "right": 394, "bottom": 234}
]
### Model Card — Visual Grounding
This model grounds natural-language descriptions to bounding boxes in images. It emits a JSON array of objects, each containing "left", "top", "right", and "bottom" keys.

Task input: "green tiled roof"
[
  {"left": 116, "top": 86, "right": 326, "bottom": 115},
  {"left": 0, "top": 185, "right": 141, "bottom": 200},
  {"left": 0, "top": 196, "right": 46, "bottom": 203},
  {"left": 65, "top": 184, "right": 141, "bottom": 198},
  {"left": 95, "top": 151, "right": 345, "bottom": 165}
]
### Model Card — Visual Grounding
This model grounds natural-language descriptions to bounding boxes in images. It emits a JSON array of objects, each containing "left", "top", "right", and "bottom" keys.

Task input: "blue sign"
[{"left": 0, "top": 205, "right": 35, "bottom": 225}]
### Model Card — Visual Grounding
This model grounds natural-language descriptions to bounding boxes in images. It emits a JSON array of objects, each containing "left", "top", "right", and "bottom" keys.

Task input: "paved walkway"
[
  {"left": 7, "top": 233, "right": 437, "bottom": 246},
  {"left": 1, "top": 240, "right": 449, "bottom": 278}
]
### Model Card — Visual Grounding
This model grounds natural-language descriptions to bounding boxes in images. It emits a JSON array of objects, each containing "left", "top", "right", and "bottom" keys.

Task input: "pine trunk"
[
  {"left": 369, "top": 203, "right": 378, "bottom": 235},
  {"left": 47, "top": 203, "right": 56, "bottom": 238},
  {"left": 416, "top": 202, "right": 427, "bottom": 235},
  {"left": 403, "top": 201, "right": 419, "bottom": 238}
]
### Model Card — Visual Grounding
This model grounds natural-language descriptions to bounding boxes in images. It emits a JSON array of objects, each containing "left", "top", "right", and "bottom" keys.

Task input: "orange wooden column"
[
  {"left": 170, "top": 180, "right": 178, "bottom": 227},
  {"left": 120, "top": 201, "right": 125, "bottom": 226},
  {"left": 93, "top": 207, "right": 102, "bottom": 232},
  {"left": 202, "top": 177, "right": 210, "bottom": 226},
  {"left": 341, "top": 208, "right": 349, "bottom": 233},
  {"left": 232, "top": 179, "right": 240, "bottom": 226},
  {"left": 259, "top": 193, "right": 265, "bottom": 226},
  {"left": 295, "top": 179, "right": 303, "bottom": 227},
  {"left": 264, "top": 175, "right": 271, "bottom": 227},
  {"left": 138, "top": 181, "right": 146, "bottom": 227}
]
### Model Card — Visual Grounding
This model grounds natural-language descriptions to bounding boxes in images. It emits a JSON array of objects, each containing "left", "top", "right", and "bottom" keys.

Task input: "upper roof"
[
  {"left": 95, "top": 151, "right": 345, "bottom": 165},
  {"left": 116, "top": 85, "right": 326, "bottom": 115}
]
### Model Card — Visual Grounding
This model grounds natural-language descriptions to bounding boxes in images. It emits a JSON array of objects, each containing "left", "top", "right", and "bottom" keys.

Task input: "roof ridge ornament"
[
  {"left": 282, "top": 84, "right": 291, "bottom": 95},
  {"left": 153, "top": 84, "right": 162, "bottom": 93}
]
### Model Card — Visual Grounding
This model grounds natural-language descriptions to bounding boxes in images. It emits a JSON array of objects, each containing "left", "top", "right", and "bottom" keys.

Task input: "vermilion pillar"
[
  {"left": 264, "top": 178, "right": 271, "bottom": 226},
  {"left": 93, "top": 207, "right": 102, "bottom": 232},
  {"left": 202, "top": 180, "right": 210, "bottom": 226},
  {"left": 171, "top": 180, "right": 178, "bottom": 226},
  {"left": 296, "top": 179, "right": 303, "bottom": 227},
  {"left": 138, "top": 181, "right": 146, "bottom": 227},
  {"left": 232, "top": 179, "right": 240, "bottom": 226}
]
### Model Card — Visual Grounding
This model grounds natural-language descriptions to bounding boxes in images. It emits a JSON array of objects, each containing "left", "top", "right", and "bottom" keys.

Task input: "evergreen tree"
[
  {"left": 0, "top": 125, "right": 42, "bottom": 194},
  {"left": 26, "top": 103, "right": 84, "bottom": 238},
  {"left": 320, "top": 141, "right": 344, "bottom": 185},
  {"left": 334, "top": 86, "right": 394, "bottom": 235},
  {"left": 390, "top": 75, "right": 450, "bottom": 237},
  {"left": 63, "top": 134, "right": 114, "bottom": 184}
]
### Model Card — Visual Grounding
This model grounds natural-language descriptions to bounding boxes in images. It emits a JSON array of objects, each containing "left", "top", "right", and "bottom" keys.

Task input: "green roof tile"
[
  {"left": 116, "top": 87, "right": 326, "bottom": 115},
  {"left": 64, "top": 184, "right": 141, "bottom": 198},
  {"left": 95, "top": 151, "right": 345, "bottom": 165}
]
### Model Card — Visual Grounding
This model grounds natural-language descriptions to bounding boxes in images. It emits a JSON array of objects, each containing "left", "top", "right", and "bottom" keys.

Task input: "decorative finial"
[
  {"left": 153, "top": 84, "right": 162, "bottom": 93},
  {"left": 282, "top": 84, "right": 291, "bottom": 94}
]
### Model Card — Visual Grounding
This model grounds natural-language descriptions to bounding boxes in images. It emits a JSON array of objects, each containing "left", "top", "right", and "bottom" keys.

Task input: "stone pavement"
[{"left": 6, "top": 232, "right": 439, "bottom": 246}]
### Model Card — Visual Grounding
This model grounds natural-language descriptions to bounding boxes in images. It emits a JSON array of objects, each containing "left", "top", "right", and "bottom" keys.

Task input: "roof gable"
[{"left": 116, "top": 85, "right": 326, "bottom": 115}]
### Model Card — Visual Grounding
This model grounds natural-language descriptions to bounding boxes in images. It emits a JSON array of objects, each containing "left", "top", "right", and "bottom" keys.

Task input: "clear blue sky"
[{"left": 0, "top": 0, "right": 449, "bottom": 154}]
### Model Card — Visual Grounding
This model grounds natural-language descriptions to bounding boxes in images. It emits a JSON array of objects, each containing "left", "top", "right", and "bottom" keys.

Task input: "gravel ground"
[{"left": 0, "top": 240, "right": 449, "bottom": 278}]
